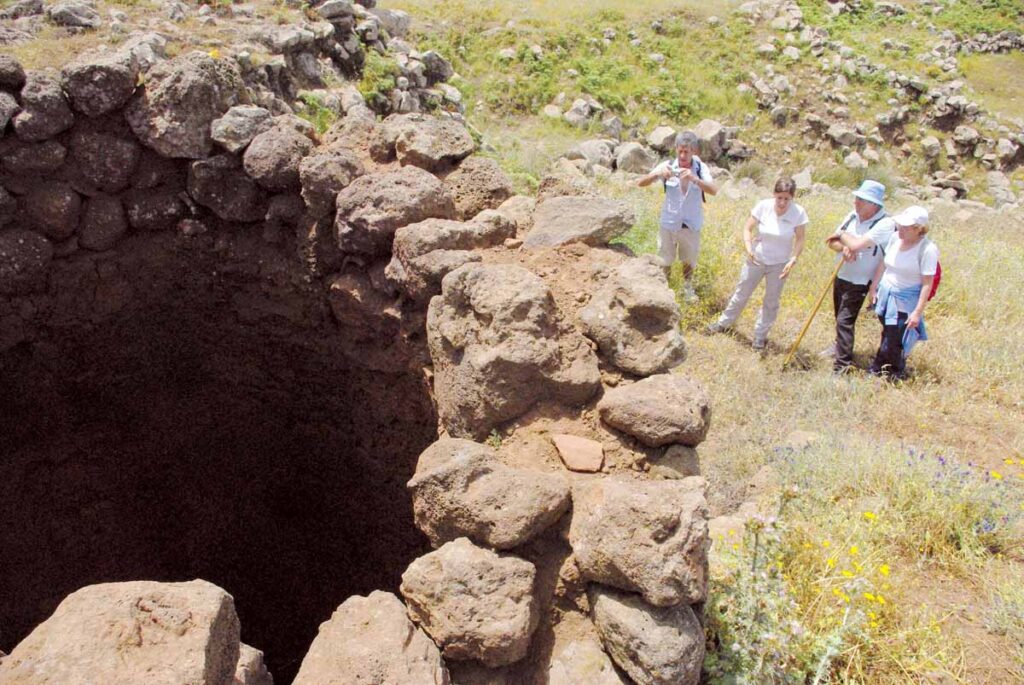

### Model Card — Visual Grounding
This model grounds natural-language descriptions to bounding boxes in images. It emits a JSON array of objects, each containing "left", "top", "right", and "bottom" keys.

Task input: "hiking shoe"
[
  {"left": 752, "top": 337, "right": 768, "bottom": 351},
  {"left": 682, "top": 284, "right": 698, "bottom": 303},
  {"left": 706, "top": 321, "right": 730, "bottom": 334}
]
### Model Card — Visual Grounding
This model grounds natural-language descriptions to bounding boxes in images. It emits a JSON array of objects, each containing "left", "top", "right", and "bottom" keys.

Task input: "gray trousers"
[{"left": 717, "top": 259, "right": 786, "bottom": 340}]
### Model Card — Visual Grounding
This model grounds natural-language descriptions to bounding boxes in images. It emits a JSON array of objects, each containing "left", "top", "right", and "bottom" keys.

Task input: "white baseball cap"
[{"left": 892, "top": 205, "right": 929, "bottom": 227}]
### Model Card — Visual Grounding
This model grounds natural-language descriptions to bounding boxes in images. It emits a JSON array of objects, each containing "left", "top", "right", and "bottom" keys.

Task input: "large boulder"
[
  {"left": 70, "top": 127, "right": 142, "bottom": 192},
  {"left": 567, "top": 139, "right": 614, "bottom": 169},
  {"left": 408, "top": 437, "right": 570, "bottom": 549},
  {"left": 299, "top": 147, "right": 365, "bottom": 217},
  {"left": 1, "top": 139, "right": 67, "bottom": 175},
  {"left": 0, "top": 54, "right": 27, "bottom": 90},
  {"left": 589, "top": 586, "right": 704, "bottom": 685},
  {"left": 615, "top": 142, "right": 658, "bottom": 174},
  {"left": 46, "top": 0, "right": 101, "bottom": 27},
  {"left": 125, "top": 52, "right": 247, "bottom": 158},
  {"left": 426, "top": 263, "right": 601, "bottom": 439},
  {"left": 369, "top": 112, "right": 474, "bottom": 170},
  {"left": 385, "top": 210, "right": 515, "bottom": 301},
  {"left": 580, "top": 256, "right": 686, "bottom": 376},
  {"left": 570, "top": 476, "right": 709, "bottom": 606},
  {"left": 242, "top": 121, "right": 315, "bottom": 191},
  {"left": 123, "top": 188, "right": 187, "bottom": 231},
  {"left": 400, "top": 537, "right": 539, "bottom": 667},
  {"left": 524, "top": 196, "right": 634, "bottom": 248},
  {"left": 0, "top": 229, "right": 52, "bottom": 295},
  {"left": 443, "top": 156, "right": 514, "bottom": 220},
  {"left": 597, "top": 374, "right": 711, "bottom": 447},
  {"left": 549, "top": 635, "right": 628, "bottom": 685},
  {"left": 693, "top": 118, "right": 726, "bottom": 161},
  {"left": 188, "top": 154, "right": 267, "bottom": 222},
  {"left": 79, "top": 194, "right": 128, "bottom": 251},
  {"left": 335, "top": 165, "right": 456, "bottom": 256},
  {"left": 61, "top": 49, "right": 138, "bottom": 116},
  {"left": 0, "top": 580, "right": 241, "bottom": 685},
  {"left": 24, "top": 180, "right": 81, "bottom": 240},
  {"left": 647, "top": 125, "right": 677, "bottom": 152},
  {"left": 210, "top": 105, "right": 275, "bottom": 154},
  {"left": 12, "top": 71, "right": 74, "bottom": 142},
  {"left": 293, "top": 591, "right": 449, "bottom": 685}
]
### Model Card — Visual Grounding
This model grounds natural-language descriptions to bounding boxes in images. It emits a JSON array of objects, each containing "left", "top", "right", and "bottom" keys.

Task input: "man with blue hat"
[{"left": 823, "top": 179, "right": 895, "bottom": 373}]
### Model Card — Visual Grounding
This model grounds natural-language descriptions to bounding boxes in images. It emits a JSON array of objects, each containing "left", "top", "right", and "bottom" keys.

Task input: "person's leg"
[
  {"left": 657, "top": 227, "right": 678, "bottom": 277},
  {"left": 834, "top": 280, "right": 868, "bottom": 372},
  {"left": 870, "top": 312, "right": 907, "bottom": 379},
  {"left": 753, "top": 263, "right": 786, "bottom": 342},
  {"left": 717, "top": 260, "right": 764, "bottom": 328},
  {"left": 678, "top": 227, "right": 700, "bottom": 281}
]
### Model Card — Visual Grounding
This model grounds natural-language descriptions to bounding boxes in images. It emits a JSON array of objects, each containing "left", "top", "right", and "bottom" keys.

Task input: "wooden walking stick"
[{"left": 782, "top": 258, "right": 844, "bottom": 370}]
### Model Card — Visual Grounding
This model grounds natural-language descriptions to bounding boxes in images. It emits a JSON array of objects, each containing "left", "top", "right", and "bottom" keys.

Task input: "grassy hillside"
[{"left": 391, "top": 0, "right": 1024, "bottom": 681}]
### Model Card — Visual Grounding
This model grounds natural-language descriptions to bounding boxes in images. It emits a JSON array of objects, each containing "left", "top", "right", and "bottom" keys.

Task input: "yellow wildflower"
[
  {"left": 208, "top": 48, "right": 221, "bottom": 60},
  {"left": 991, "top": 471, "right": 1003, "bottom": 480},
  {"left": 876, "top": 594, "right": 886, "bottom": 605},
  {"left": 879, "top": 564, "right": 890, "bottom": 577},
  {"left": 1005, "top": 458, "right": 1015, "bottom": 465},
  {"left": 864, "top": 592, "right": 876, "bottom": 601},
  {"left": 863, "top": 511, "right": 876, "bottom": 521},
  {"left": 849, "top": 545, "right": 859, "bottom": 556},
  {"left": 842, "top": 570, "right": 854, "bottom": 578}
]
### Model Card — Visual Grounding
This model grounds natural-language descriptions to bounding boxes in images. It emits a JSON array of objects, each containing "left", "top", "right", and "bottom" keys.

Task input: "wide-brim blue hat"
[{"left": 852, "top": 180, "right": 886, "bottom": 207}]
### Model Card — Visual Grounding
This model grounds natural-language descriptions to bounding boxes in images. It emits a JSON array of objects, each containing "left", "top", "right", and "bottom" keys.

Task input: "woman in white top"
[
  {"left": 867, "top": 205, "right": 939, "bottom": 380},
  {"left": 708, "top": 176, "right": 808, "bottom": 350}
]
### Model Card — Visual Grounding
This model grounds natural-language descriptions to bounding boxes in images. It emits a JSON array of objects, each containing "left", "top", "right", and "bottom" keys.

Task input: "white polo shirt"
[
  {"left": 750, "top": 198, "right": 809, "bottom": 266},
  {"left": 652, "top": 156, "right": 713, "bottom": 232}
]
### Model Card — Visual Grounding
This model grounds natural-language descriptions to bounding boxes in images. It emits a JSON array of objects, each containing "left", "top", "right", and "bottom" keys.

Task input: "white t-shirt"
[
  {"left": 880, "top": 235, "right": 939, "bottom": 290},
  {"left": 835, "top": 211, "right": 896, "bottom": 286},
  {"left": 750, "top": 198, "right": 809, "bottom": 265},
  {"left": 652, "top": 156, "right": 714, "bottom": 232}
]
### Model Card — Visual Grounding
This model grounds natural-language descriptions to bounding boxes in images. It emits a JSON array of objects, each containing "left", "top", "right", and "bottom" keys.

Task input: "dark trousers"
[
  {"left": 833, "top": 278, "right": 869, "bottom": 371},
  {"left": 870, "top": 311, "right": 908, "bottom": 380}
]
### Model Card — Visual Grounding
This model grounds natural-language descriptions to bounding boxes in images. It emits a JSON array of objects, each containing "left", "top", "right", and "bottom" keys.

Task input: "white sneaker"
[{"left": 682, "top": 284, "right": 698, "bottom": 303}]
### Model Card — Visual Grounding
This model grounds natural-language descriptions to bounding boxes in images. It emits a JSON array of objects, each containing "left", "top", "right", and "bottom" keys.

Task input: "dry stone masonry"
[{"left": 0, "top": 4, "right": 714, "bottom": 684}]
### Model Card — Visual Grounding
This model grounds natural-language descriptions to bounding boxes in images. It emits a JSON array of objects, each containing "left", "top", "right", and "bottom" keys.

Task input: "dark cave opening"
[{"left": 0, "top": 240, "right": 436, "bottom": 683}]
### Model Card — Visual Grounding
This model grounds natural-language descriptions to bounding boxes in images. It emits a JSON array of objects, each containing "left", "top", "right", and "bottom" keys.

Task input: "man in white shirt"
[
  {"left": 824, "top": 180, "right": 896, "bottom": 373},
  {"left": 637, "top": 131, "right": 718, "bottom": 302}
]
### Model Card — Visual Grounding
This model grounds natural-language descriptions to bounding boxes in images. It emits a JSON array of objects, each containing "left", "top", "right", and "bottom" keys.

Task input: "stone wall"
[{"left": 0, "top": 18, "right": 713, "bottom": 684}]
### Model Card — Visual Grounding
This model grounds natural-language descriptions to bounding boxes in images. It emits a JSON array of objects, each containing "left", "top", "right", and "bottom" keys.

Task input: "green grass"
[{"left": 961, "top": 52, "right": 1024, "bottom": 121}]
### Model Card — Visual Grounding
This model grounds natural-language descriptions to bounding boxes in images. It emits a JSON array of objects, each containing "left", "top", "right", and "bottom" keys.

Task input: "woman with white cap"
[{"left": 867, "top": 205, "right": 939, "bottom": 380}]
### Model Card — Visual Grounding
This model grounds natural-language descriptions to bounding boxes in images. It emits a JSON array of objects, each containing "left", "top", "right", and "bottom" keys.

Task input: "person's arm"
[
  {"left": 780, "top": 224, "right": 806, "bottom": 279},
  {"left": 838, "top": 231, "right": 875, "bottom": 252},
  {"left": 906, "top": 275, "right": 933, "bottom": 330},
  {"left": 867, "top": 259, "right": 886, "bottom": 306},
  {"left": 742, "top": 215, "right": 761, "bottom": 265},
  {"left": 638, "top": 164, "right": 671, "bottom": 188}
]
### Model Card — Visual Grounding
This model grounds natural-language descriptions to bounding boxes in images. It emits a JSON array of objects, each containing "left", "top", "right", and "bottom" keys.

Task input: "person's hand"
[
  {"left": 660, "top": 166, "right": 673, "bottom": 181},
  {"left": 745, "top": 244, "right": 761, "bottom": 265},
  {"left": 841, "top": 246, "right": 856, "bottom": 263},
  {"left": 678, "top": 168, "right": 696, "bottom": 184},
  {"left": 867, "top": 287, "right": 877, "bottom": 307},
  {"left": 780, "top": 257, "right": 797, "bottom": 279},
  {"left": 907, "top": 310, "right": 921, "bottom": 330}
]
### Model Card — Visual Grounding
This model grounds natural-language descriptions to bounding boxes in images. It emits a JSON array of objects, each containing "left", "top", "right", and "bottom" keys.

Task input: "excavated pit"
[{"left": 0, "top": 234, "right": 436, "bottom": 683}]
